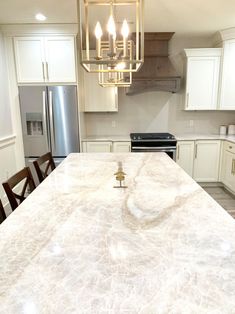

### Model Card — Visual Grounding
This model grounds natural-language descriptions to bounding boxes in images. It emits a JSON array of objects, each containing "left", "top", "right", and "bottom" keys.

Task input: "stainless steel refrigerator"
[{"left": 19, "top": 86, "right": 80, "bottom": 178}]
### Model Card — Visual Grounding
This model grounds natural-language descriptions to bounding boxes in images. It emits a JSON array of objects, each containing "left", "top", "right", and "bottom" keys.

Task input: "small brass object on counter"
[{"left": 114, "top": 161, "right": 127, "bottom": 188}]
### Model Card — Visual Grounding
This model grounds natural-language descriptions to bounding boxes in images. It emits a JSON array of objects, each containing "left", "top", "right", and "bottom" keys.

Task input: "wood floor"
[{"left": 203, "top": 186, "right": 235, "bottom": 219}]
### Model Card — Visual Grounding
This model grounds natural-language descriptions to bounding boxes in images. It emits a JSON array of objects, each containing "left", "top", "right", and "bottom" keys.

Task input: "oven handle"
[{"left": 131, "top": 146, "right": 176, "bottom": 151}]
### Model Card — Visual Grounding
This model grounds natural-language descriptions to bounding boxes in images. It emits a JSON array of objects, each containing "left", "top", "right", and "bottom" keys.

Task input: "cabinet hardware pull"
[
  {"left": 177, "top": 145, "right": 180, "bottom": 160},
  {"left": 195, "top": 144, "right": 197, "bottom": 159},
  {"left": 46, "top": 62, "right": 49, "bottom": 80},
  {"left": 233, "top": 159, "right": 235, "bottom": 175},
  {"left": 229, "top": 146, "right": 232, "bottom": 149},
  {"left": 186, "top": 93, "right": 189, "bottom": 108},
  {"left": 42, "top": 62, "right": 45, "bottom": 80}
]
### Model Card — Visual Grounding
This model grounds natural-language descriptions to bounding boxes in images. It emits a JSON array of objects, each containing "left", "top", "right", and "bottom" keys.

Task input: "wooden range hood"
[{"left": 126, "top": 32, "right": 181, "bottom": 95}]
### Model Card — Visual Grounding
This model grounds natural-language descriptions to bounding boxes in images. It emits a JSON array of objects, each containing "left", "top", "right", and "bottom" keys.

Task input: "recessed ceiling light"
[{"left": 35, "top": 13, "right": 47, "bottom": 21}]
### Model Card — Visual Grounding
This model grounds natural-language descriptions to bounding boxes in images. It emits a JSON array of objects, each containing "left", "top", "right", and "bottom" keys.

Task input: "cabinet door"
[
  {"left": 44, "top": 37, "right": 76, "bottom": 83},
  {"left": 113, "top": 142, "right": 131, "bottom": 153},
  {"left": 176, "top": 141, "right": 194, "bottom": 177},
  {"left": 221, "top": 150, "right": 235, "bottom": 193},
  {"left": 84, "top": 141, "right": 112, "bottom": 153},
  {"left": 185, "top": 55, "right": 220, "bottom": 110},
  {"left": 14, "top": 37, "right": 45, "bottom": 83},
  {"left": 193, "top": 140, "right": 221, "bottom": 182},
  {"left": 220, "top": 40, "right": 235, "bottom": 110},
  {"left": 83, "top": 70, "right": 118, "bottom": 112}
]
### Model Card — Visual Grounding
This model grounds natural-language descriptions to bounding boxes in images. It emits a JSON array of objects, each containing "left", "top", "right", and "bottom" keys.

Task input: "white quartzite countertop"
[
  {"left": 82, "top": 134, "right": 235, "bottom": 144},
  {"left": 176, "top": 134, "right": 235, "bottom": 144},
  {"left": 0, "top": 153, "right": 235, "bottom": 313}
]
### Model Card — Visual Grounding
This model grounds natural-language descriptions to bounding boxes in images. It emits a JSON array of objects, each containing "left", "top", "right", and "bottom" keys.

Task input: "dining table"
[{"left": 0, "top": 152, "right": 235, "bottom": 313}]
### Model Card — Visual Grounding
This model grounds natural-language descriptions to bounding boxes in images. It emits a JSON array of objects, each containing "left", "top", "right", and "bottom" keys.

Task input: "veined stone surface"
[{"left": 0, "top": 153, "right": 235, "bottom": 313}]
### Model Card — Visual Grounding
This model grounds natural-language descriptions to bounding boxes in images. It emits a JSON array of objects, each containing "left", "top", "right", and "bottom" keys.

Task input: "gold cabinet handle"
[
  {"left": 233, "top": 159, "right": 235, "bottom": 175},
  {"left": 195, "top": 143, "right": 198, "bottom": 159}
]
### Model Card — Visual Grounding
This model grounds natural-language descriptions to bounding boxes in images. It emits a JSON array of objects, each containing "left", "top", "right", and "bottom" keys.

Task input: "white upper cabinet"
[
  {"left": 14, "top": 36, "right": 76, "bottom": 83},
  {"left": 14, "top": 37, "right": 45, "bottom": 83},
  {"left": 184, "top": 49, "right": 221, "bottom": 110},
  {"left": 193, "top": 140, "right": 221, "bottom": 182},
  {"left": 219, "top": 40, "right": 235, "bottom": 110},
  {"left": 83, "top": 70, "right": 118, "bottom": 112},
  {"left": 176, "top": 141, "right": 195, "bottom": 177},
  {"left": 44, "top": 37, "right": 76, "bottom": 83}
]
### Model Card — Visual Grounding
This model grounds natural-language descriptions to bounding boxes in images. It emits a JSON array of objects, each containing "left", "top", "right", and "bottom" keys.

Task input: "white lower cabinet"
[
  {"left": 221, "top": 142, "right": 235, "bottom": 193},
  {"left": 83, "top": 141, "right": 112, "bottom": 153},
  {"left": 113, "top": 142, "right": 131, "bottom": 153},
  {"left": 82, "top": 141, "right": 131, "bottom": 153},
  {"left": 193, "top": 140, "right": 221, "bottom": 182},
  {"left": 176, "top": 141, "right": 194, "bottom": 176}
]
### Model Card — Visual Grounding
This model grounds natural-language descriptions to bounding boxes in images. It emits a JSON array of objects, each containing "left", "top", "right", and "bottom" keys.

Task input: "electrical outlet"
[{"left": 111, "top": 121, "right": 116, "bottom": 128}]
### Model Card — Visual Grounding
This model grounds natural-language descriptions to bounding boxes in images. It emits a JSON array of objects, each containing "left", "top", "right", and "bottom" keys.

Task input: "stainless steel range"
[{"left": 130, "top": 133, "right": 177, "bottom": 160}]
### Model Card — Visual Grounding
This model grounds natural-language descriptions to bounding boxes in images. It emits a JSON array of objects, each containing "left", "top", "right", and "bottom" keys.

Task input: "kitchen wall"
[
  {"left": 84, "top": 35, "right": 235, "bottom": 137},
  {"left": 0, "top": 31, "right": 18, "bottom": 212},
  {"left": 0, "top": 32, "right": 12, "bottom": 136}
]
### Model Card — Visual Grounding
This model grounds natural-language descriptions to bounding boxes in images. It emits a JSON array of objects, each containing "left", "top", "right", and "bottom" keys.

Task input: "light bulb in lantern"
[
  {"left": 94, "top": 22, "right": 103, "bottom": 59},
  {"left": 95, "top": 22, "right": 103, "bottom": 39},
  {"left": 116, "top": 62, "right": 126, "bottom": 70},
  {"left": 107, "top": 15, "right": 116, "bottom": 36},
  {"left": 107, "top": 15, "right": 116, "bottom": 56},
  {"left": 121, "top": 19, "right": 129, "bottom": 58},
  {"left": 121, "top": 19, "right": 129, "bottom": 38}
]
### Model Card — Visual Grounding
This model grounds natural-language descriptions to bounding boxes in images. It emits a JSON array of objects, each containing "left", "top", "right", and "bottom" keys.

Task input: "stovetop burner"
[{"left": 130, "top": 133, "right": 175, "bottom": 141}]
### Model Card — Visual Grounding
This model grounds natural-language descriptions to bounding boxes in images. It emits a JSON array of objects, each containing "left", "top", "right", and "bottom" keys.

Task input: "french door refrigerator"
[{"left": 19, "top": 86, "right": 80, "bottom": 178}]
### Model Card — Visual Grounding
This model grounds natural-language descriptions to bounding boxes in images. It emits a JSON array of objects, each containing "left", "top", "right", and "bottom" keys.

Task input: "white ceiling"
[{"left": 0, "top": 0, "right": 235, "bottom": 37}]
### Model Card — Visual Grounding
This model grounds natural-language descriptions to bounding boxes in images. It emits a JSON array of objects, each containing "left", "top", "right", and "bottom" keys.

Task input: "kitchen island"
[{"left": 0, "top": 153, "right": 235, "bottom": 313}]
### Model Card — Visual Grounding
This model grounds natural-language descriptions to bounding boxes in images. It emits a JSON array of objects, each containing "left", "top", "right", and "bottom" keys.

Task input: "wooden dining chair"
[
  {"left": 2, "top": 167, "right": 36, "bottom": 211},
  {"left": 0, "top": 199, "right": 6, "bottom": 224},
  {"left": 33, "top": 152, "right": 56, "bottom": 183}
]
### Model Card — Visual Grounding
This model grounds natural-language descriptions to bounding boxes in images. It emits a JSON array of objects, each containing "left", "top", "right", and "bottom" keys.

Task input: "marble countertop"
[
  {"left": 82, "top": 134, "right": 235, "bottom": 144},
  {"left": 1, "top": 153, "right": 235, "bottom": 313},
  {"left": 176, "top": 134, "right": 235, "bottom": 143}
]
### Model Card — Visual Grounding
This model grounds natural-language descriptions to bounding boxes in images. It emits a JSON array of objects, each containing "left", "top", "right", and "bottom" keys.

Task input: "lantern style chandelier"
[{"left": 78, "top": 0, "right": 144, "bottom": 87}]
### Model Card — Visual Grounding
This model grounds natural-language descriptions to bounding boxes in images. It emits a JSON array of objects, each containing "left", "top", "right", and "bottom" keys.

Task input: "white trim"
[
  {"left": 0, "top": 134, "right": 16, "bottom": 149},
  {"left": 0, "top": 24, "right": 78, "bottom": 37},
  {"left": 184, "top": 48, "right": 222, "bottom": 58}
]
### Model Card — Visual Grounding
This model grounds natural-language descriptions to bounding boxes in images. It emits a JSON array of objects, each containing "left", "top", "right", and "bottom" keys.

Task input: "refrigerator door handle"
[
  {"left": 42, "top": 91, "right": 50, "bottom": 150},
  {"left": 49, "top": 91, "right": 56, "bottom": 152}
]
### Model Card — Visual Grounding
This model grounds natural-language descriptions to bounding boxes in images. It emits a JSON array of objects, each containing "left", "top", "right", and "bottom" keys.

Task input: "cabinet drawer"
[{"left": 224, "top": 141, "right": 235, "bottom": 153}]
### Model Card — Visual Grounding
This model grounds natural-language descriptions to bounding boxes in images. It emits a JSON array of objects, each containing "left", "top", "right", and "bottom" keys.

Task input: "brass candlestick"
[{"left": 114, "top": 161, "right": 127, "bottom": 188}]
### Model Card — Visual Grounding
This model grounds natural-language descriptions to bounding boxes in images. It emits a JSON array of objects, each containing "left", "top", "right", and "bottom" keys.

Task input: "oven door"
[{"left": 131, "top": 146, "right": 176, "bottom": 160}]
